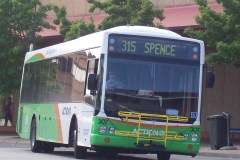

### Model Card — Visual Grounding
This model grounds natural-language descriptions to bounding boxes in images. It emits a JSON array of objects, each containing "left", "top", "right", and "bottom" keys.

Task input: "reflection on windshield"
[{"left": 105, "top": 57, "right": 200, "bottom": 124}]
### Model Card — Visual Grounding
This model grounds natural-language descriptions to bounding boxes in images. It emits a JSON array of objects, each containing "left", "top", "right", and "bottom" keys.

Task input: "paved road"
[
  {"left": 0, "top": 147, "right": 238, "bottom": 160},
  {"left": 1, "top": 132, "right": 240, "bottom": 160}
]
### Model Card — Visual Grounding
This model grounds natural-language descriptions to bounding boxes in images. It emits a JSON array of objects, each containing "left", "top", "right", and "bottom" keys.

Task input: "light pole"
[{"left": 29, "top": 4, "right": 36, "bottom": 51}]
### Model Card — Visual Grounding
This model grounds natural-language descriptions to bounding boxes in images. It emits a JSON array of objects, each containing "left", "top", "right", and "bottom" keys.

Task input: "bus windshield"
[{"left": 104, "top": 55, "right": 200, "bottom": 124}]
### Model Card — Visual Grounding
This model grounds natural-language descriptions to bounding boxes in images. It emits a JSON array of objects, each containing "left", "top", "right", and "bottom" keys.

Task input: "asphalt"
[{"left": 0, "top": 132, "right": 240, "bottom": 158}]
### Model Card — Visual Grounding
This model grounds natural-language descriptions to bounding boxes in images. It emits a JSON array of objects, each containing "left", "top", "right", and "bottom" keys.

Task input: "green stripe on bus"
[
  {"left": 17, "top": 103, "right": 60, "bottom": 143},
  {"left": 26, "top": 53, "right": 45, "bottom": 63}
]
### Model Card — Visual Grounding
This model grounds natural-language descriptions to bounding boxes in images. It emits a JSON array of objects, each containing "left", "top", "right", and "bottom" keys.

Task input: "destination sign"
[{"left": 108, "top": 34, "right": 200, "bottom": 61}]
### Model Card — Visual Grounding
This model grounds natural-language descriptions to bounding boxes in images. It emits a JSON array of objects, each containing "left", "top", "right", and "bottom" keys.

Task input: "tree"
[
  {"left": 53, "top": 5, "right": 71, "bottom": 39},
  {"left": 64, "top": 17, "right": 96, "bottom": 41},
  {"left": 54, "top": 5, "right": 96, "bottom": 41},
  {"left": 87, "top": 0, "right": 164, "bottom": 30},
  {"left": 185, "top": 0, "right": 240, "bottom": 67},
  {"left": 0, "top": 0, "right": 66, "bottom": 95},
  {"left": 61, "top": 0, "right": 165, "bottom": 41}
]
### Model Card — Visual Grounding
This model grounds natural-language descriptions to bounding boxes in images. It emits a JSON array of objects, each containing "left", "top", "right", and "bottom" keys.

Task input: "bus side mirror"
[
  {"left": 87, "top": 73, "right": 98, "bottom": 91},
  {"left": 206, "top": 71, "right": 215, "bottom": 88}
]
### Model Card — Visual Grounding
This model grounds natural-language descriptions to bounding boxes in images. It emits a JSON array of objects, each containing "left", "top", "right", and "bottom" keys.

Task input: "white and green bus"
[{"left": 17, "top": 26, "right": 213, "bottom": 160}]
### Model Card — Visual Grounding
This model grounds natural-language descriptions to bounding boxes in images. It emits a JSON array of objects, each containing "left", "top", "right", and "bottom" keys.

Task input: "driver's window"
[{"left": 106, "top": 67, "right": 124, "bottom": 90}]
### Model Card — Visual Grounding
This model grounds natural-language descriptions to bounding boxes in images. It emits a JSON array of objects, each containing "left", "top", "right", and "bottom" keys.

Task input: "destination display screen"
[{"left": 108, "top": 34, "right": 200, "bottom": 61}]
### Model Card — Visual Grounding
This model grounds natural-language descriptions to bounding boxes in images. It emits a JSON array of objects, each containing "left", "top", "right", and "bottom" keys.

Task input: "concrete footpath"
[
  {"left": 199, "top": 140, "right": 240, "bottom": 159},
  {"left": 0, "top": 132, "right": 240, "bottom": 158}
]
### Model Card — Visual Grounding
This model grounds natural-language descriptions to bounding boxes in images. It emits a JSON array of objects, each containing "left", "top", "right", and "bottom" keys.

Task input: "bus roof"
[
  {"left": 24, "top": 26, "right": 185, "bottom": 63},
  {"left": 107, "top": 26, "right": 182, "bottom": 37}
]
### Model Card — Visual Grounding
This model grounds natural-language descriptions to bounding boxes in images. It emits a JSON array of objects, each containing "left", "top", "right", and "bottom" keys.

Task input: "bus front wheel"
[
  {"left": 157, "top": 152, "right": 171, "bottom": 160},
  {"left": 73, "top": 122, "right": 87, "bottom": 159},
  {"left": 30, "top": 119, "right": 42, "bottom": 153}
]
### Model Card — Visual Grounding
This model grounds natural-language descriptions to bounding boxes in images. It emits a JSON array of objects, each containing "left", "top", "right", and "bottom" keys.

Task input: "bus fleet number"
[
  {"left": 190, "top": 127, "right": 199, "bottom": 132},
  {"left": 98, "top": 119, "right": 108, "bottom": 125}
]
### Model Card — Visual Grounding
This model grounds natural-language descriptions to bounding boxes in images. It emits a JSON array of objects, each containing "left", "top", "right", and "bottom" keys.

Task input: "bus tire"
[
  {"left": 42, "top": 142, "right": 55, "bottom": 153},
  {"left": 157, "top": 152, "right": 171, "bottom": 160},
  {"left": 73, "top": 122, "right": 87, "bottom": 159},
  {"left": 30, "top": 119, "right": 42, "bottom": 153}
]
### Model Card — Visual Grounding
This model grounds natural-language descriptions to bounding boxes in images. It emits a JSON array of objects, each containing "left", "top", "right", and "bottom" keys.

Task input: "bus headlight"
[
  {"left": 192, "top": 134, "right": 198, "bottom": 141},
  {"left": 183, "top": 134, "right": 189, "bottom": 141},
  {"left": 99, "top": 126, "right": 107, "bottom": 134},
  {"left": 109, "top": 127, "right": 115, "bottom": 134}
]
